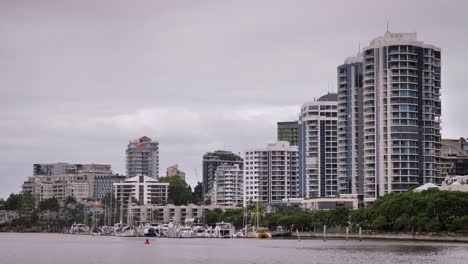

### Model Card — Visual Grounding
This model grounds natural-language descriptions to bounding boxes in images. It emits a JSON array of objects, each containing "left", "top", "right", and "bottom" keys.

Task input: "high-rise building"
[
  {"left": 337, "top": 54, "right": 364, "bottom": 197},
  {"left": 338, "top": 32, "right": 442, "bottom": 203},
  {"left": 126, "top": 136, "right": 159, "bottom": 179},
  {"left": 298, "top": 93, "right": 338, "bottom": 198},
  {"left": 277, "top": 121, "right": 299, "bottom": 146},
  {"left": 166, "top": 164, "right": 186, "bottom": 180},
  {"left": 244, "top": 141, "right": 299, "bottom": 209},
  {"left": 212, "top": 164, "right": 243, "bottom": 207},
  {"left": 202, "top": 150, "right": 243, "bottom": 202}
]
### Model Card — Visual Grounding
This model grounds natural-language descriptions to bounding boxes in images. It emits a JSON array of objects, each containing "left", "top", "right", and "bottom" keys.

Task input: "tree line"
[
  {"left": 202, "top": 189, "right": 468, "bottom": 233},
  {"left": 2, "top": 185, "right": 467, "bottom": 233}
]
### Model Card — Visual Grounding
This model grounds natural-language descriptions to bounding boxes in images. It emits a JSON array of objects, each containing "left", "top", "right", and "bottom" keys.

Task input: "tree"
[
  {"left": 5, "top": 193, "right": 22, "bottom": 211},
  {"left": 159, "top": 176, "right": 193, "bottom": 205},
  {"left": 38, "top": 198, "right": 60, "bottom": 212},
  {"left": 204, "top": 208, "right": 223, "bottom": 225},
  {"left": 192, "top": 182, "right": 203, "bottom": 205}
]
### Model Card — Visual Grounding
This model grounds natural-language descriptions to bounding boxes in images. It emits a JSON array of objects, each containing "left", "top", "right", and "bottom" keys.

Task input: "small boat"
[
  {"left": 179, "top": 226, "right": 194, "bottom": 238},
  {"left": 144, "top": 224, "right": 160, "bottom": 237},
  {"left": 70, "top": 223, "right": 90, "bottom": 235},
  {"left": 116, "top": 225, "right": 137, "bottom": 237},
  {"left": 205, "top": 226, "right": 215, "bottom": 238}
]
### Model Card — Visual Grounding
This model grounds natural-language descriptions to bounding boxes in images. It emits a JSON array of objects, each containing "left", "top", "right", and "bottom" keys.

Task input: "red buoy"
[{"left": 145, "top": 239, "right": 150, "bottom": 244}]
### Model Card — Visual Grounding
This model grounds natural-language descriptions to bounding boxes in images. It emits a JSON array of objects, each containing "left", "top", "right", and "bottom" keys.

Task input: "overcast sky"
[{"left": 2, "top": 0, "right": 468, "bottom": 199}]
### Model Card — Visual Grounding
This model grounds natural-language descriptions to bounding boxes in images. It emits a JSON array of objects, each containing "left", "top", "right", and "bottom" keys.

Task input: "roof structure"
[
  {"left": 413, "top": 183, "right": 440, "bottom": 192},
  {"left": 317, "top": 92, "right": 338, "bottom": 102}
]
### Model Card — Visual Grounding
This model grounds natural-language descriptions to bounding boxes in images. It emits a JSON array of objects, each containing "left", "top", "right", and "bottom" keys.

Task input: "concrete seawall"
[{"left": 297, "top": 232, "right": 468, "bottom": 242}]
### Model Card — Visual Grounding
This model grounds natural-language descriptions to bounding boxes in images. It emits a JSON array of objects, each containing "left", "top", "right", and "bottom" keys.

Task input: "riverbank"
[{"left": 297, "top": 231, "right": 468, "bottom": 242}]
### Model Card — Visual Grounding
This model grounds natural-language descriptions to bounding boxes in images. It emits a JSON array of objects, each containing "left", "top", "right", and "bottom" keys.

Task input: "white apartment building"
[
  {"left": 114, "top": 175, "right": 168, "bottom": 207},
  {"left": 212, "top": 164, "right": 243, "bottom": 207},
  {"left": 298, "top": 93, "right": 338, "bottom": 198},
  {"left": 131, "top": 203, "right": 236, "bottom": 224},
  {"left": 126, "top": 136, "right": 159, "bottom": 179},
  {"left": 244, "top": 141, "right": 299, "bottom": 207}
]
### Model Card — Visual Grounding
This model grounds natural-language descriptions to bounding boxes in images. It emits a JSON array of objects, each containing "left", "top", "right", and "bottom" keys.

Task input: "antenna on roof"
[
  {"left": 386, "top": 20, "right": 390, "bottom": 32},
  {"left": 358, "top": 41, "right": 361, "bottom": 55}
]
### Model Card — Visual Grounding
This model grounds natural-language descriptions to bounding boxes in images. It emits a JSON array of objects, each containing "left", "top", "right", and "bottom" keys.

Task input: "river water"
[{"left": 0, "top": 233, "right": 466, "bottom": 264}]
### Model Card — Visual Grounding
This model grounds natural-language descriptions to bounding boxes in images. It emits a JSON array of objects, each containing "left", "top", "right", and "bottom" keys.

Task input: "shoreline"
[
  {"left": 2, "top": 230, "right": 468, "bottom": 243},
  {"left": 295, "top": 232, "right": 468, "bottom": 243}
]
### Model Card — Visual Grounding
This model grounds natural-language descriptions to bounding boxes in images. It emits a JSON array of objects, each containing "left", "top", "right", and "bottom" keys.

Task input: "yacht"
[
  {"left": 192, "top": 224, "right": 206, "bottom": 238},
  {"left": 144, "top": 224, "right": 160, "bottom": 237},
  {"left": 205, "top": 226, "right": 215, "bottom": 238},
  {"left": 179, "top": 226, "right": 194, "bottom": 238},
  {"left": 115, "top": 225, "right": 137, "bottom": 237},
  {"left": 70, "top": 223, "right": 89, "bottom": 235},
  {"left": 215, "top": 222, "right": 234, "bottom": 238}
]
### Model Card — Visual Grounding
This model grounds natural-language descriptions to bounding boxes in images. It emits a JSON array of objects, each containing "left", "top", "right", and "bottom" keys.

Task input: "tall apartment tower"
[
  {"left": 126, "top": 136, "right": 159, "bottom": 179},
  {"left": 339, "top": 32, "right": 442, "bottom": 203},
  {"left": 337, "top": 54, "right": 364, "bottom": 197},
  {"left": 244, "top": 141, "right": 299, "bottom": 208},
  {"left": 202, "top": 150, "right": 243, "bottom": 202},
  {"left": 277, "top": 121, "right": 299, "bottom": 146},
  {"left": 213, "top": 163, "right": 244, "bottom": 207},
  {"left": 298, "top": 93, "right": 338, "bottom": 198}
]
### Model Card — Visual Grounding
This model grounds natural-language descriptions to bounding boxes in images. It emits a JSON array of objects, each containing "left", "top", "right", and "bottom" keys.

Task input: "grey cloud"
[{"left": 1, "top": 0, "right": 468, "bottom": 198}]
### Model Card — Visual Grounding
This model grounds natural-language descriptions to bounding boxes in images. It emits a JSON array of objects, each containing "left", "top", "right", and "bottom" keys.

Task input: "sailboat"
[{"left": 115, "top": 192, "right": 137, "bottom": 237}]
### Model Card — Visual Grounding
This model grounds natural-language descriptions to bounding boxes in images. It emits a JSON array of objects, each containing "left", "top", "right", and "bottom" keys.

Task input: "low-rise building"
[
  {"left": 0, "top": 211, "right": 18, "bottom": 224},
  {"left": 301, "top": 195, "right": 359, "bottom": 210},
  {"left": 114, "top": 175, "right": 168, "bottom": 207},
  {"left": 130, "top": 203, "right": 236, "bottom": 224}
]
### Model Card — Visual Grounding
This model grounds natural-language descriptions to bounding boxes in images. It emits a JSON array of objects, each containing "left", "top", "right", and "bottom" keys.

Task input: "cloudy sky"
[{"left": 2, "top": 0, "right": 468, "bottom": 199}]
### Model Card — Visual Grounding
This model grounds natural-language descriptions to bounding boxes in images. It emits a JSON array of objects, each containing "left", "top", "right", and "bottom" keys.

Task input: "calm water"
[{"left": 0, "top": 233, "right": 467, "bottom": 264}]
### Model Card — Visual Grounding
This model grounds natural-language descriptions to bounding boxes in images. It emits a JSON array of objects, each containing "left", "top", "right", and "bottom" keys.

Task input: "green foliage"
[
  {"left": 352, "top": 189, "right": 468, "bottom": 233},
  {"left": 159, "top": 176, "right": 193, "bottom": 205},
  {"left": 38, "top": 198, "right": 60, "bottom": 212},
  {"left": 192, "top": 182, "right": 203, "bottom": 205},
  {"left": 4, "top": 193, "right": 22, "bottom": 211}
]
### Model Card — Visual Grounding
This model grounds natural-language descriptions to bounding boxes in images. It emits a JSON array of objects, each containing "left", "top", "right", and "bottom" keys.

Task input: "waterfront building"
[
  {"left": 93, "top": 174, "right": 126, "bottom": 200},
  {"left": 337, "top": 54, "right": 364, "bottom": 198},
  {"left": 338, "top": 32, "right": 442, "bottom": 203},
  {"left": 23, "top": 163, "right": 113, "bottom": 202},
  {"left": 298, "top": 93, "right": 338, "bottom": 198},
  {"left": 277, "top": 121, "right": 299, "bottom": 146},
  {"left": 129, "top": 203, "right": 236, "bottom": 225},
  {"left": 438, "top": 139, "right": 468, "bottom": 178},
  {"left": 23, "top": 173, "right": 90, "bottom": 202},
  {"left": 202, "top": 150, "right": 243, "bottom": 202},
  {"left": 126, "top": 136, "right": 160, "bottom": 179},
  {"left": 166, "top": 164, "right": 186, "bottom": 180},
  {"left": 441, "top": 138, "right": 468, "bottom": 155},
  {"left": 212, "top": 164, "right": 243, "bottom": 207},
  {"left": 113, "top": 175, "right": 168, "bottom": 207},
  {"left": 301, "top": 194, "right": 359, "bottom": 210},
  {"left": 244, "top": 141, "right": 299, "bottom": 209}
]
